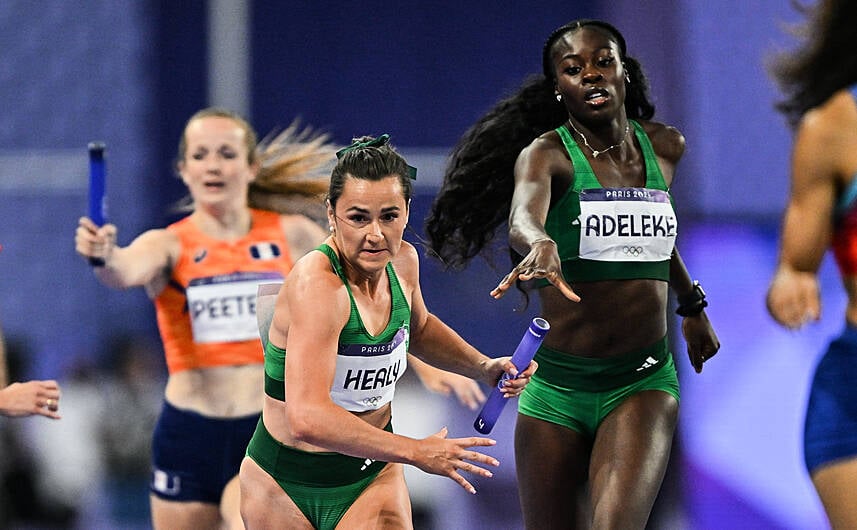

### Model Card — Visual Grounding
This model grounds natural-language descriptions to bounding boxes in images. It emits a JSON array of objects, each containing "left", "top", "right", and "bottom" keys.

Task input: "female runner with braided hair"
[{"left": 426, "top": 19, "right": 719, "bottom": 528}]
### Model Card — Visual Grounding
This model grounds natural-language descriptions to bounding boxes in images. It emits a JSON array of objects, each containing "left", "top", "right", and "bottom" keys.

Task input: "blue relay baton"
[
  {"left": 87, "top": 141, "right": 107, "bottom": 266},
  {"left": 474, "top": 317, "right": 549, "bottom": 434}
]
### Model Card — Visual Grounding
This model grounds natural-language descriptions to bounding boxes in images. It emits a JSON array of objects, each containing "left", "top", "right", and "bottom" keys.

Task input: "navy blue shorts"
[
  {"left": 150, "top": 401, "right": 259, "bottom": 503},
  {"left": 804, "top": 325, "right": 857, "bottom": 473}
]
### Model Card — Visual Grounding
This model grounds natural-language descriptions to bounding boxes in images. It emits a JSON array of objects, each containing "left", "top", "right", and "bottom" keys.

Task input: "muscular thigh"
[
  {"left": 588, "top": 391, "right": 678, "bottom": 526},
  {"left": 239, "top": 456, "right": 313, "bottom": 530},
  {"left": 337, "top": 463, "right": 412, "bottom": 530},
  {"left": 515, "top": 414, "right": 592, "bottom": 529}
]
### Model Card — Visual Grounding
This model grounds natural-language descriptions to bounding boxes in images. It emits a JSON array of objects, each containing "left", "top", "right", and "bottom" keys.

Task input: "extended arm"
[
  {"left": 280, "top": 253, "right": 501, "bottom": 494},
  {"left": 402, "top": 244, "right": 536, "bottom": 387},
  {"left": 767, "top": 100, "right": 845, "bottom": 329},
  {"left": 491, "top": 137, "right": 579, "bottom": 301},
  {"left": 75, "top": 217, "right": 176, "bottom": 294}
]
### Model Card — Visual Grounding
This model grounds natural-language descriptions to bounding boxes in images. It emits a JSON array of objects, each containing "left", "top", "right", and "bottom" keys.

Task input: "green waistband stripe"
[
  {"left": 246, "top": 417, "right": 390, "bottom": 487},
  {"left": 534, "top": 336, "right": 670, "bottom": 392}
]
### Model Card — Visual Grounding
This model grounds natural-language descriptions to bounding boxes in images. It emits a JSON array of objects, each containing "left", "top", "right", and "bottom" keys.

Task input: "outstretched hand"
[
  {"left": 412, "top": 427, "right": 499, "bottom": 494},
  {"left": 490, "top": 240, "right": 579, "bottom": 301}
]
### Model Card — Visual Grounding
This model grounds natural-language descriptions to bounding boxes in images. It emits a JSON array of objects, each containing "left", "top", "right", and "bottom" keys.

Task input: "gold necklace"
[{"left": 566, "top": 120, "right": 630, "bottom": 158}]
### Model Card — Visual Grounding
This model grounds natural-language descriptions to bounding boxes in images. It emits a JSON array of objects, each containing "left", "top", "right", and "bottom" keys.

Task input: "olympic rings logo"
[
  {"left": 363, "top": 396, "right": 383, "bottom": 407},
  {"left": 623, "top": 246, "right": 644, "bottom": 256}
]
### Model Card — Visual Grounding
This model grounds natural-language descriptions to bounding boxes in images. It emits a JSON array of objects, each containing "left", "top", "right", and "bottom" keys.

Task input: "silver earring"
[
  {"left": 556, "top": 94, "right": 562, "bottom": 102},
  {"left": 624, "top": 73, "right": 631, "bottom": 83},
  {"left": 329, "top": 225, "right": 334, "bottom": 232}
]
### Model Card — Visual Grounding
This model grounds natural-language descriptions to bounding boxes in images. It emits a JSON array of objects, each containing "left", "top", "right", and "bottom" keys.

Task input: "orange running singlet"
[{"left": 155, "top": 209, "right": 293, "bottom": 374}]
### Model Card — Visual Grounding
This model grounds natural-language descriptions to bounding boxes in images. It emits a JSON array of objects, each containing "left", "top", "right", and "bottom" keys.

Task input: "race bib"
[
  {"left": 187, "top": 271, "right": 284, "bottom": 343},
  {"left": 331, "top": 325, "right": 409, "bottom": 412},
  {"left": 578, "top": 188, "right": 676, "bottom": 262}
]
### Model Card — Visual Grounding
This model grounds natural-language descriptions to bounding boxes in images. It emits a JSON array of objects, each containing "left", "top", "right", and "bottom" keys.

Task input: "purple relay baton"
[{"left": 474, "top": 317, "right": 549, "bottom": 434}]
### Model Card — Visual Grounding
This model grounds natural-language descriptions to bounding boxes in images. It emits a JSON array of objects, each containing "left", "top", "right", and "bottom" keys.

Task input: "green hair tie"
[{"left": 335, "top": 134, "right": 417, "bottom": 179}]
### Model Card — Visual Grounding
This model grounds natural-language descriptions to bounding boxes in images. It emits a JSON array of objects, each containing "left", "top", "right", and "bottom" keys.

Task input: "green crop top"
[
  {"left": 539, "top": 120, "right": 676, "bottom": 285},
  {"left": 264, "top": 244, "right": 411, "bottom": 412}
]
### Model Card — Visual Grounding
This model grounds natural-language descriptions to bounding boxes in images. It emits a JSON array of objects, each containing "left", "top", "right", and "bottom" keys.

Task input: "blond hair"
[{"left": 176, "top": 108, "right": 337, "bottom": 224}]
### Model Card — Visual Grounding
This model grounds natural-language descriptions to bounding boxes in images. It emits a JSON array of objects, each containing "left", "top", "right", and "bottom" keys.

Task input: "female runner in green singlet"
[
  {"left": 239, "top": 135, "right": 537, "bottom": 529},
  {"left": 426, "top": 19, "right": 720, "bottom": 529}
]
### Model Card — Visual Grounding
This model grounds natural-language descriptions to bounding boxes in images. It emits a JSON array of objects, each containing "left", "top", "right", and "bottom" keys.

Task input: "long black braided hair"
[{"left": 425, "top": 19, "right": 655, "bottom": 270}]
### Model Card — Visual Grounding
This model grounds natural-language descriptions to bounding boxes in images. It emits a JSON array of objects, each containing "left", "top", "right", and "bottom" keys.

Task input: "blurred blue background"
[{"left": 0, "top": 1, "right": 836, "bottom": 528}]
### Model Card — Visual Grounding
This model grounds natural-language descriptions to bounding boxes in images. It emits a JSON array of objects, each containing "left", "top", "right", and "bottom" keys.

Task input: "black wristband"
[{"left": 676, "top": 280, "right": 707, "bottom": 317}]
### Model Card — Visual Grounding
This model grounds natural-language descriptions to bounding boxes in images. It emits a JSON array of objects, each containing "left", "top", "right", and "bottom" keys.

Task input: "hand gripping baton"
[
  {"left": 87, "top": 141, "right": 107, "bottom": 266},
  {"left": 474, "top": 317, "right": 549, "bottom": 434}
]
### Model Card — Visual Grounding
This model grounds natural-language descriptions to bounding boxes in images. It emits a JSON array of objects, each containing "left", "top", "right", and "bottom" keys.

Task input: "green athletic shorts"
[
  {"left": 518, "top": 336, "right": 679, "bottom": 438},
  {"left": 245, "top": 417, "right": 390, "bottom": 530}
]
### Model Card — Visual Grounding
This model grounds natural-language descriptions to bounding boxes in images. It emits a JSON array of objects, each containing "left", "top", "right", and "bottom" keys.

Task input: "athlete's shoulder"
[
  {"left": 801, "top": 89, "right": 857, "bottom": 142},
  {"left": 286, "top": 247, "right": 347, "bottom": 307},
  {"left": 638, "top": 120, "right": 685, "bottom": 164},
  {"left": 517, "top": 129, "right": 572, "bottom": 181},
  {"left": 523, "top": 128, "right": 565, "bottom": 156}
]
